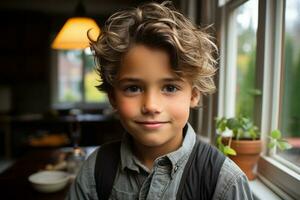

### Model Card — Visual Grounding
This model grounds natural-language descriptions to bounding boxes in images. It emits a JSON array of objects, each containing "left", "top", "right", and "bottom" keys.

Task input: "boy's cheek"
[
  {"left": 116, "top": 100, "right": 138, "bottom": 117},
  {"left": 169, "top": 101, "right": 191, "bottom": 121}
]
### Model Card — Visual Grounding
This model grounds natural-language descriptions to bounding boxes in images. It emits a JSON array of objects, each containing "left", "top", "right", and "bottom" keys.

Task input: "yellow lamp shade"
[{"left": 52, "top": 17, "right": 100, "bottom": 50}]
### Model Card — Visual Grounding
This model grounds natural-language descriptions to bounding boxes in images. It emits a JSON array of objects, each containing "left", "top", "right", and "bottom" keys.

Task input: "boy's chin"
[
  {"left": 131, "top": 133, "right": 183, "bottom": 149},
  {"left": 136, "top": 138, "right": 166, "bottom": 148}
]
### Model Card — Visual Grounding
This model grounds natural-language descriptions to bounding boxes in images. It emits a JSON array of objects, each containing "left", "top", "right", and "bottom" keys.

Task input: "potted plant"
[{"left": 215, "top": 116, "right": 291, "bottom": 180}]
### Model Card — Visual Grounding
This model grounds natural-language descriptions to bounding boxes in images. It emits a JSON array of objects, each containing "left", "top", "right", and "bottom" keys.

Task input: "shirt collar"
[
  {"left": 120, "top": 123, "right": 196, "bottom": 173},
  {"left": 164, "top": 123, "right": 196, "bottom": 176},
  {"left": 120, "top": 133, "right": 140, "bottom": 172}
]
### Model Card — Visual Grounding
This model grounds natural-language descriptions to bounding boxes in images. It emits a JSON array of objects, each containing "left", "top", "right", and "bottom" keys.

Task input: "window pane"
[
  {"left": 279, "top": 0, "right": 300, "bottom": 167},
  {"left": 58, "top": 50, "right": 83, "bottom": 102},
  {"left": 234, "top": 0, "right": 258, "bottom": 120},
  {"left": 84, "top": 49, "right": 107, "bottom": 103}
]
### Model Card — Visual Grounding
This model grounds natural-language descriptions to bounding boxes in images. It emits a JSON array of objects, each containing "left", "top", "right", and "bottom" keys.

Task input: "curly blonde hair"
[{"left": 89, "top": 1, "right": 218, "bottom": 95}]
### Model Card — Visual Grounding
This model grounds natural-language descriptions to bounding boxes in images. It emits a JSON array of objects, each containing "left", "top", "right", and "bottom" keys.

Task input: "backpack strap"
[
  {"left": 94, "top": 141, "right": 121, "bottom": 200},
  {"left": 176, "top": 138, "right": 226, "bottom": 200},
  {"left": 94, "top": 138, "right": 225, "bottom": 200}
]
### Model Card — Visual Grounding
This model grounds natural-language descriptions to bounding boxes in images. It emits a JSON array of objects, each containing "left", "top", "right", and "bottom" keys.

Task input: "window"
[
  {"left": 218, "top": 0, "right": 258, "bottom": 118},
  {"left": 218, "top": 0, "right": 300, "bottom": 199},
  {"left": 279, "top": 0, "right": 300, "bottom": 168},
  {"left": 234, "top": 0, "right": 258, "bottom": 120},
  {"left": 53, "top": 48, "right": 108, "bottom": 109}
]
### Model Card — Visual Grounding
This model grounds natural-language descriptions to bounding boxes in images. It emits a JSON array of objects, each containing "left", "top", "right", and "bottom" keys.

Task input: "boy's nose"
[{"left": 141, "top": 92, "right": 162, "bottom": 114}]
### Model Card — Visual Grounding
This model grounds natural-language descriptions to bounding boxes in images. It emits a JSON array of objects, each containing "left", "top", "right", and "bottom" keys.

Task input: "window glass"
[
  {"left": 279, "top": 0, "right": 300, "bottom": 167},
  {"left": 57, "top": 49, "right": 107, "bottom": 105},
  {"left": 84, "top": 48, "right": 107, "bottom": 103},
  {"left": 234, "top": 0, "right": 258, "bottom": 120},
  {"left": 58, "top": 50, "right": 83, "bottom": 102}
]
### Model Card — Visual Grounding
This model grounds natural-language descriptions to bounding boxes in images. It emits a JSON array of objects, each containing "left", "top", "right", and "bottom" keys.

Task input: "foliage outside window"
[
  {"left": 56, "top": 49, "right": 107, "bottom": 106},
  {"left": 279, "top": 0, "right": 300, "bottom": 168},
  {"left": 234, "top": 0, "right": 258, "bottom": 120}
]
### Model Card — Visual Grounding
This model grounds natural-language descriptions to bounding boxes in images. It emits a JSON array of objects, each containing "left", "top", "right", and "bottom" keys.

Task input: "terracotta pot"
[{"left": 229, "top": 139, "right": 262, "bottom": 180}]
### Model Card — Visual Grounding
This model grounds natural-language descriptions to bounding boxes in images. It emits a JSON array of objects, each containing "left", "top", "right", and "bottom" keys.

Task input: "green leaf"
[
  {"left": 216, "top": 136, "right": 222, "bottom": 145},
  {"left": 216, "top": 136, "right": 226, "bottom": 154},
  {"left": 268, "top": 141, "right": 276, "bottom": 149},
  {"left": 249, "top": 129, "right": 257, "bottom": 139},
  {"left": 277, "top": 141, "right": 292, "bottom": 150},
  {"left": 218, "top": 143, "right": 225, "bottom": 154},
  {"left": 227, "top": 118, "right": 240, "bottom": 129},
  {"left": 224, "top": 146, "right": 237, "bottom": 156},
  {"left": 220, "top": 123, "right": 226, "bottom": 131},
  {"left": 216, "top": 117, "right": 226, "bottom": 130},
  {"left": 271, "top": 130, "right": 281, "bottom": 139}
]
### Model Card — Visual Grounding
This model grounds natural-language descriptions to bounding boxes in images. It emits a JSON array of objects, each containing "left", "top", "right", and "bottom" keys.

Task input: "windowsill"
[
  {"left": 249, "top": 174, "right": 296, "bottom": 200},
  {"left": 249, "top": 178, "right": 282, "bottom": 200},
  {"left": 257, "top": 156, "right": 300, "bottom": 199}
]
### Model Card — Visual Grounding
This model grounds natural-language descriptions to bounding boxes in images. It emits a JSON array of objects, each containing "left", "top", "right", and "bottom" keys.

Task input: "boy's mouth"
[{"left": 134, "top": 121, "right": 169, "bottom": 129}]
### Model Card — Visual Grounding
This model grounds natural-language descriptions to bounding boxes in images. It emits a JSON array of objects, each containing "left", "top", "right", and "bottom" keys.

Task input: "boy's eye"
[
  {"left": 162, "top": 84, "right": 179, "bottom": 93},
  {"left": 123, "top": 85, "right": 142, "bottom": 94}
]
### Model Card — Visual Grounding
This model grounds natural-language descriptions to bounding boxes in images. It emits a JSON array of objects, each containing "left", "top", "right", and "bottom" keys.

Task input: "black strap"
[
  {"left": 176, "top": 139, "right": 200, "bottom": 200},
  {"left": 176, "top": 138, "right": 225, "bottom": 200},
  {"left": 94, "top": 141, "right": 121, "bottom": 200},
  {"left": 94, "top": 138, "right": 225, "bottom": 200}
]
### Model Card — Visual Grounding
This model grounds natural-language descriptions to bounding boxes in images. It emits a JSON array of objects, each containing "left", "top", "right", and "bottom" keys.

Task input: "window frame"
[
  {"left": 257, "top": 0, "right": 300, "bottom": 198},
  {"left": 218, "top": 0, "right": 253, "bottom": 118},
  {"left": 218, "top": 0, "right": 300, "bottom": 199}
]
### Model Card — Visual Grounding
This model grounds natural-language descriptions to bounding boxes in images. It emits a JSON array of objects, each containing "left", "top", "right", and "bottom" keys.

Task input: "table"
[{"left": 0, "top": 146, "right": 97, "bottom": 200}]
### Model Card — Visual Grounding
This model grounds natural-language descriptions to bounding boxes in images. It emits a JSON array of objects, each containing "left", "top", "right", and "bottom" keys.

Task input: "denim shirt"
[{"left": 67, "top": 124, "right": 253, "bottom": 200}]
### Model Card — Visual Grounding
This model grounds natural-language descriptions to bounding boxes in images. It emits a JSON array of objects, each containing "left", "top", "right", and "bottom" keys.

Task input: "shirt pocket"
[{"left": 109, "top": 187, "right": 139, "bottom": 200}]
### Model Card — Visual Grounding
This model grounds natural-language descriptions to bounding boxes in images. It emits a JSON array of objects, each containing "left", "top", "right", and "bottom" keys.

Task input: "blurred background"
[
  {"left": 0, "top": 0, "right": 299, "bottom": 199},
  {"left": 0, "top": 0, "right": 201, "bottom": 168}
]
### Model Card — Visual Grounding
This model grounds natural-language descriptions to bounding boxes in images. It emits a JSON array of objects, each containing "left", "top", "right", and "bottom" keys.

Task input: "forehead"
[{"left": 117, "top": 45, "right": 179, "bottom": 80}]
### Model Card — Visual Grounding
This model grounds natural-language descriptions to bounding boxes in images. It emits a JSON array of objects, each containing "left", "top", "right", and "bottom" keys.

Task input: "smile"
[{"left": 135, "top": 121, "right": 169, "bottom": 129}]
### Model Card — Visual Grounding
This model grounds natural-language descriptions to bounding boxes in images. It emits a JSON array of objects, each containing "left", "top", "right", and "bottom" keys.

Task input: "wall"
[{"left": 0, "top": 10, "right": 51, "bottom": 114}]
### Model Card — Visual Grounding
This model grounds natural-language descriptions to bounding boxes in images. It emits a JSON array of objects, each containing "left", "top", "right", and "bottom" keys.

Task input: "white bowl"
[{"left": 28, "top": 170, "right": 70, "bottom": 193}]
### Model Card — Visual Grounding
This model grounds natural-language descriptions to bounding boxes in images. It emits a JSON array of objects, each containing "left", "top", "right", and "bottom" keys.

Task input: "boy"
[{"left": 67, "top": 1, "right": 253, "bottom": 200}]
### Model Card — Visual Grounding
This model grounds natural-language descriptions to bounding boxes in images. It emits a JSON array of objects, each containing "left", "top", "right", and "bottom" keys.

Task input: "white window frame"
[
  {"left": 218, "top": 0, "right": 300, "bottom": 199},
  {"left": 218, "top": 0, "right": 250, "bottom": 118}
]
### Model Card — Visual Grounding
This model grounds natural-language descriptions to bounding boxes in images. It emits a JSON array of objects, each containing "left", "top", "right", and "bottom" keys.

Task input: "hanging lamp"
[{"left": 51, "top": 0, "right": 100, "bottom": 50}]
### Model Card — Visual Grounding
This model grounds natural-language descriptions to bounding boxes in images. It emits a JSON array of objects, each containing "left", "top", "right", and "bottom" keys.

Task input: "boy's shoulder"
[
  {"left": 213, "top": 157, "right": 253, "bottom": 199},
  {"left": 216, "top": 156, "right": 248, "bottom": 187}
]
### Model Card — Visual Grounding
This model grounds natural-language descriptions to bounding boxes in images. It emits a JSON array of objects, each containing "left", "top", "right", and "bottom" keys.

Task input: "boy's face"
[{"left": 110, "top": 45, "right": 200, "bottom": 150}]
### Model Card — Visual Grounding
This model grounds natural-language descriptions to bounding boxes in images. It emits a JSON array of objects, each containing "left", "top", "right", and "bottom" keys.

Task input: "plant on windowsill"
[
  {"left": 268, "top": 129, "right": 292, "bottom": 152},
  {"left": 215, "top": 116, "right": 291, "bottom": 180}
]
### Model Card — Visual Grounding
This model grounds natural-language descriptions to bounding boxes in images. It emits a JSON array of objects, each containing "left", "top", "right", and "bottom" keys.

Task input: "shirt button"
[
  {"left": 174, "top": 166, "right": 178, "bottom": 172},
  {"left": 158, "top": 159, "right": 164, "bottom": 166}
]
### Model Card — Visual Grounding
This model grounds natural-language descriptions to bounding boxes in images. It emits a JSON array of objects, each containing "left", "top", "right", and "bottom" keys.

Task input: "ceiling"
[{"left": 0, "top": 0, "right": 152, "bottom": 16}]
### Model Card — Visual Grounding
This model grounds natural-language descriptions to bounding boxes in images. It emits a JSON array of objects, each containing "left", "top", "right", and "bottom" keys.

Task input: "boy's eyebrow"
[
  {"left": 116, "top": 77, "right": 184, "bottom": 84},
  {"left": 116, "top": 78, "right": 142, "bottom": 84},
  {"left": 161, "top": 77, "right": 184, "bottom": 82}
]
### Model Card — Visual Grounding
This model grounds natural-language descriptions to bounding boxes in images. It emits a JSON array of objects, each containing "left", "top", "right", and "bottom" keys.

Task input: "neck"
[{"left": 132, "top": 134, "right": 183, "bottom": 170}]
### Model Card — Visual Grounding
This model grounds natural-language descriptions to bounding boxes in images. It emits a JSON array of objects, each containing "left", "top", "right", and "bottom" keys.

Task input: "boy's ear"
[{"left": 190, "top": 87, "right": 201, "bottom": 108}]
